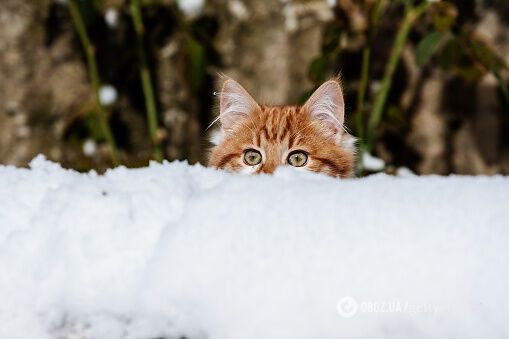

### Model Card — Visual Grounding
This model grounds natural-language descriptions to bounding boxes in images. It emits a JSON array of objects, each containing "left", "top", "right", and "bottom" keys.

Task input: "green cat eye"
[
  {"left": 287, "top": 151, "right": 308, "bottom": 167},
  {"left": 244, "top": 149, "right": 262, "bottom": 166}
]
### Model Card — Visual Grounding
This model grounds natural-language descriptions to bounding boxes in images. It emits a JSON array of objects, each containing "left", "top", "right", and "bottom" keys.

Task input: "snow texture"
[
  {"left": 98, "top": 85, "right": 118, "bottom": 106},
  {"left": 361, "top": 152, "right": 386, "bottom": 171},
  {"left": 104, "top": 8, "right": 120, "bottom": 29},
  {"left": 177, "top": 0, "right": 204, "bottom": 17},
  {"left": 0, "top": 156, "right": 508, "bottom": 339}
]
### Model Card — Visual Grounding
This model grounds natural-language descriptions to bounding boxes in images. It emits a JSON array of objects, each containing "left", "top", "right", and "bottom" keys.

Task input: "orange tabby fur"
[{"left": 208, "top": 78, "right": 355, "bottom": 178}]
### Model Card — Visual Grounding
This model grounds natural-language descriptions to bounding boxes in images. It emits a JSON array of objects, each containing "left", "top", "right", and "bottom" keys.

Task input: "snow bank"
[{"left": 0, "top": 156, "right": 508, "bottom": 339}]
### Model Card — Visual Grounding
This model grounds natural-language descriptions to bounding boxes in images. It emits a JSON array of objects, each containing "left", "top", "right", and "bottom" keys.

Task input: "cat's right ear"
[{"left": 218, "top": 79, "right": 259, "bottom": 132}]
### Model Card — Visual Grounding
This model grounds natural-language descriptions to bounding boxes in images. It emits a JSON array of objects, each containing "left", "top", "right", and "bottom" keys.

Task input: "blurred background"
[{"left": 0, "top": 0, "right": 508, "bottom": 175}]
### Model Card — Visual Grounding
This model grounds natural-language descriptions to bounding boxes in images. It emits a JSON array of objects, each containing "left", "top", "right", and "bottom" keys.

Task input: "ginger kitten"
[{"left": 208, "top": 78, "right": 355, "bottom": 178}]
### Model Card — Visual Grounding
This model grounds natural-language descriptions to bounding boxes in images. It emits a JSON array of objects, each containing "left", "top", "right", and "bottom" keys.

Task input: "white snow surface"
[{"left": 1, "top": 156, "right": 509, "bottom": 339}]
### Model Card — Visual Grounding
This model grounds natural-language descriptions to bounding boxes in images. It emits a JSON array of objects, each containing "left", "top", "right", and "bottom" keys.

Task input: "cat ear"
[
  {"left": 303, "top": 79, "right": 345, "bottom": 136},
  {"left": 218, "top": 79, "right": 259, "bottom": 132}
]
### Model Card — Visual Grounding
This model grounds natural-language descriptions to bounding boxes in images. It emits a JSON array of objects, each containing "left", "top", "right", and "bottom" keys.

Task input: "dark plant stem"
[
  {"left": 366, "top": 1, "right": 431, "bottom": 151},
  {"left": 356, "top": 47, "right": 370, "bottom": 142},
  {"left": 130, "top": 0, "right": 164, "bottom": 162},
  {"left": 355, "top": 0, "right": 387, "bottom": 173},
  {"left": 355, "top": 0, "right": 386, "bottom": 140},
  {"left": 68, "top": 0, "right": 120, "bottom": 166},
  {"left": 494, "top": 71, "right": 509, "bottom": 114}
]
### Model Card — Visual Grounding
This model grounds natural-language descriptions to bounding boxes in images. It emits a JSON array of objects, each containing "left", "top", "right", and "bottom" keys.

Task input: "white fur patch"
[
  {"left": 209, "top": 129, "right": 225, "bottom": 145},
  {"left": 340, "top": 134, "right": 357, "bottom": 154},
  {"left": 239, "top": 165, "right": 259, "bottom": 174}
]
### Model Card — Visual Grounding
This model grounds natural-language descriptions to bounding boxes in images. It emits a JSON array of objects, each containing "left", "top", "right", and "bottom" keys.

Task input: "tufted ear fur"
[
  {"left": 302, "top": 79, "right": 345, "bottom": 138},
  {"left": 216, "top": 79, "right": 260, "bottom": 132}
]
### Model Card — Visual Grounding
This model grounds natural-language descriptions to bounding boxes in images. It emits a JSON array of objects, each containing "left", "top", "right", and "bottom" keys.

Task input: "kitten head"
[{"left": 208, "top": 78, "right": 355, "bottom": 178}]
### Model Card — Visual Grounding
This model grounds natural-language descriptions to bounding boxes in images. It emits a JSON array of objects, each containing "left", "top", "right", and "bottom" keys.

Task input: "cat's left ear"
[
  {"left": 218, "top": 78, "right": 260, "bottom": 132},
  {"left": 303, "top": 79, "right": 345, "bottom": 137}
]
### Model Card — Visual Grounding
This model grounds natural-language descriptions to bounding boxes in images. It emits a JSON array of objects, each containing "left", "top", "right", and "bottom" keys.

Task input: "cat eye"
[
  {"left": 287, "top": 151, "right": 308, "bottom": 167},
  {"left": 243, "top": 149, "right": 262, "bottom": 166}
]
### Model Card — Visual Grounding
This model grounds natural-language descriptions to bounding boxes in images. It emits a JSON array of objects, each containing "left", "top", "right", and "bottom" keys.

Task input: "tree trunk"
[
  {"left": 209, "top": 0, "right": 332, "bottom": 104},
  {"left": 0, "top": 0, "right": 89, "bottom": 166}
]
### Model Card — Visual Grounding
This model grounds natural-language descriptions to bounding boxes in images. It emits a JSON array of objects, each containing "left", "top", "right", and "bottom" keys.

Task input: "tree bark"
[
  {"left": 0, "top": 0, "right": 89, "bottom": 166},
  {"left": 209, "top": 0, "right": 333, "bottom": 104},
  {"left": 157, "top": 33, "right": 202, "bottom": 163}
]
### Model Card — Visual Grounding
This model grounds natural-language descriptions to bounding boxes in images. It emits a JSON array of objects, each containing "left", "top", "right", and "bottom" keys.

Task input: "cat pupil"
[
  {"left": 288, "top": 152, "right": 307, "bottom": 167},
  {"left": 244, "top": 150, "right": 262, "bottom": 166}
]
